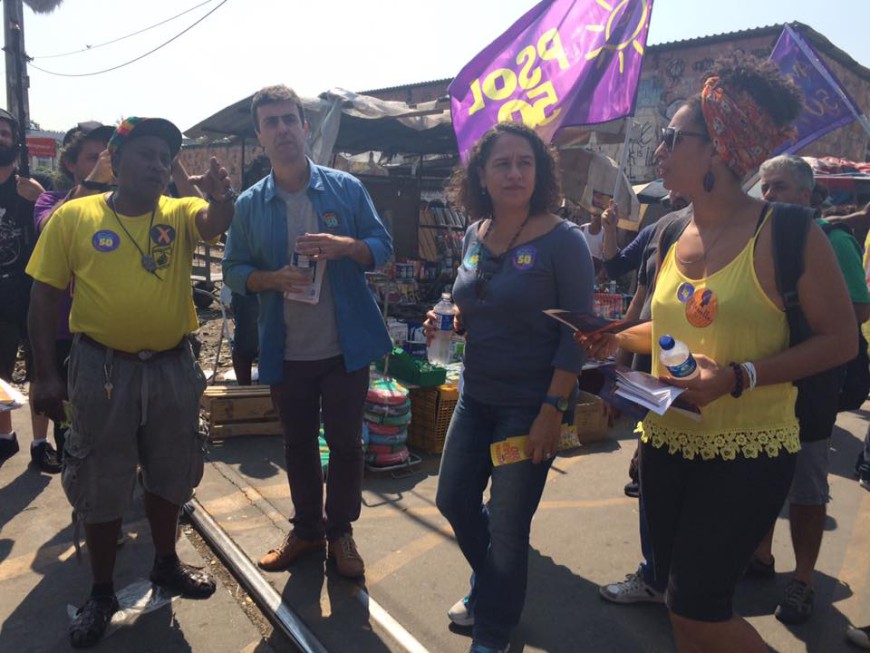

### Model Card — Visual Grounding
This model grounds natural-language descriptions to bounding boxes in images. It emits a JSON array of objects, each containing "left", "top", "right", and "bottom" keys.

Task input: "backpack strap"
[
  {"left": 650, "top": 208, "right": 692, "bottom": 297},
  {"left": 770, "top": 201, "right": 817, "bottom": 347}
]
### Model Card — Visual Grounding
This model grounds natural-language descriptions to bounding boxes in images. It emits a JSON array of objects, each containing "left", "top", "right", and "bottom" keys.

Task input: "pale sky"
[{"left": 10, "top": 0, "right": 869, "bottom": 135}]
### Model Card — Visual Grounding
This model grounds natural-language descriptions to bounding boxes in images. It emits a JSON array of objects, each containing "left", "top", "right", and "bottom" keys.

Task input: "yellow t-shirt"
[
  {"left": 641, "top": 211, "right": 800, "bottom": 460},
  {"left": 26, "top": 193, "right": 208, "bottom": 352}
]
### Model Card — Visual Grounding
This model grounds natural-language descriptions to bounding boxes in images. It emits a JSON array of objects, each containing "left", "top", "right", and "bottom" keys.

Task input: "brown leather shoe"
[
  {"left": 258, "top": 533, "right": 326, "bottom": 571},
  {"left": 328, "top": 533, "right": 365, "bottom": 578}
]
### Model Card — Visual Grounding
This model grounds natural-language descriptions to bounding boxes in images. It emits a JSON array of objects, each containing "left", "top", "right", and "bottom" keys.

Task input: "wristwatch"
[{"left": 543, "top": 395, "right": 569, "bottom": 413}]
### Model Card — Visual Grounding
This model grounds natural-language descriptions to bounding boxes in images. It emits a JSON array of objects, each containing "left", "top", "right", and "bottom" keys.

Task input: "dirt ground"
[
  {"left": 194, "top": 299, "right": 234, "bottom": 381},
  {"left": 10, "top": 284, "right": 233, "bottom": 391}
]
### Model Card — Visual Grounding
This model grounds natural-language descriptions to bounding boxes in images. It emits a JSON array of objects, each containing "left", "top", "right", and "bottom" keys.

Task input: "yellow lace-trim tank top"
[{"left": 641, "top": 210, "right": 799, "bottom": 460}]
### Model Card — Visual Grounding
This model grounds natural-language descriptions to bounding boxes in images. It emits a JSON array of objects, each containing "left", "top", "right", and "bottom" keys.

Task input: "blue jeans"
[
  {"left": 435, "top": 393, "right": 552, "bottom": 650},
  {"left": 638, "top": 490, "right": 666, "bottom": 592},
  {"left": 230, "top": 291, "right": 259, "bottom": 358}
]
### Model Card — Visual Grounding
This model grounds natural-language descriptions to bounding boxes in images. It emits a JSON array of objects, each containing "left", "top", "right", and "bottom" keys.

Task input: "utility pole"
[{"left": 3, "top": 0, "right": 30, "bottom": 175}]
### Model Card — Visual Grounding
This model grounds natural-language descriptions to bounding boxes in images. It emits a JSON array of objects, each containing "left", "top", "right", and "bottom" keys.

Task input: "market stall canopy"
[
  {"left": 184, "top": 88, "right": 457, "bottom": 159},
  {"left": 186, "top": 86, "right": 636, "bottom": 160},
  {"left": 746, "top": 156, "right": 870, "bottom": 205},
  {"left": 560, "top": 148, "right": 640, "bottom": 230},
  {"left": 633, "top": 179, "right": 668, "bottom": 203}
]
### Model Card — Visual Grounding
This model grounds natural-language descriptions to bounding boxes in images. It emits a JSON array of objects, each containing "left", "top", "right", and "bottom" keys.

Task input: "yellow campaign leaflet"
[{"left": 490, "top": 424, "right": 580, "bottom": 467}]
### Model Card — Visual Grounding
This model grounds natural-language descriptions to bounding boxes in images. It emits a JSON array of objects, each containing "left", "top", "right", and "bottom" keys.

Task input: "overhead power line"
[
  {"left": 28, "top": 0, "right": 229, "bottom": 78},
  {"left": 30, "top": 0, "right": 217, "bottom": 60}
]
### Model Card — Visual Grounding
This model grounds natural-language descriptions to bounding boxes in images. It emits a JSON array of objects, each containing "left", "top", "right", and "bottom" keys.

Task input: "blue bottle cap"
[{"left": 659, "top": 335, "right": 675, "bottom": 350}]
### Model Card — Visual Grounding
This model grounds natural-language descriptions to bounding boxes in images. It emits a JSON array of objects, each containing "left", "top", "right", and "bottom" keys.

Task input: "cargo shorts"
[
  {"left": 61, "top": 334, "right": 208, "bottom": 524},
  {"left": 788, "top": 438, "right": 831, "bottom": 506}
]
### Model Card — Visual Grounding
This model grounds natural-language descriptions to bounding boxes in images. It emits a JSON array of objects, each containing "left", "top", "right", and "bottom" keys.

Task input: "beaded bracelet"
[
  {"left": 729, "top": 362, "right": 744, "bottom": 398},
  {"left": 208, "top": 188, "right": 238, "bottom": 204}
]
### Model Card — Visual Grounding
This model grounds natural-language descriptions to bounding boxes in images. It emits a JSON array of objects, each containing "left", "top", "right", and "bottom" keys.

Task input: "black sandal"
[
  {"left": 150, "top": 558, "right": 216, "bottom": 598},
  {"left": 69, "top": 594, "right": 119, "bottom": 648}
]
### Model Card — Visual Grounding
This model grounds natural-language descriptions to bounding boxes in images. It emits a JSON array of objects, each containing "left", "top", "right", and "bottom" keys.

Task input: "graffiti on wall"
[{"left": 626, "top": 112, "right": 661, "bottom": 181}]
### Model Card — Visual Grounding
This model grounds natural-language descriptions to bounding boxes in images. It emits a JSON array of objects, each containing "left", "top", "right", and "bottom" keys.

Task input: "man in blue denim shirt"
[{"left": 223, "top": 85, "right": 392, "bottom": 579}]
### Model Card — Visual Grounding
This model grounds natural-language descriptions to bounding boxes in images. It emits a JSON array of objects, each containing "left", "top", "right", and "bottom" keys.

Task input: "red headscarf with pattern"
[{"left": 700, "top": 76, "right": 797, "bottom": 179}]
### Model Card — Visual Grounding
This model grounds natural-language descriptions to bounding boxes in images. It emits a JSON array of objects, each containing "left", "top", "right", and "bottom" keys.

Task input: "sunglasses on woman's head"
[{"left": 660, "top": 126, "right": 709, "bottom": 151}]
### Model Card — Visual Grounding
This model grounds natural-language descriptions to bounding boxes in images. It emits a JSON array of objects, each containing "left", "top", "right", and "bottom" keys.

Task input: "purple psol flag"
[
  {"left": 449, "top": 0, "right": 653, "bottom": 160},
  {"left": 770, "top": 24, "right": 861, "bottom": 154}
]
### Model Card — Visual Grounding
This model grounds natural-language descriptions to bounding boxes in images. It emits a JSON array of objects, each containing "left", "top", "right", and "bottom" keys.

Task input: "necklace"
[
  {"left": 674, "top": 219, "right": 727, "bottom": 266},
  {"left": 108, "top": 192, "right": 160, "bottom": 277},
  {"left": 481, "top": 210, "right": 533, "bottom": 258}
]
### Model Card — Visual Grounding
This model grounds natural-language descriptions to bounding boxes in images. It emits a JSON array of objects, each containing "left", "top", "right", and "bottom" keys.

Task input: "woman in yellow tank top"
[{"left": 584, "top": 54, "right": 857, "bottom": 653}]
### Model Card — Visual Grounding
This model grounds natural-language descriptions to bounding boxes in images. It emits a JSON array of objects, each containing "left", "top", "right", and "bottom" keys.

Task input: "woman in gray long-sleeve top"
[{"left": 425, "top": 122, "right": 594, "bottom": 653}]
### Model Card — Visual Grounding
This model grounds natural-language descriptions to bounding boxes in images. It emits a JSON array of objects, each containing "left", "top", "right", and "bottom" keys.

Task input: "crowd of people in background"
[{"left": 0, "top": 50, "right": 869, "bottom": 653}]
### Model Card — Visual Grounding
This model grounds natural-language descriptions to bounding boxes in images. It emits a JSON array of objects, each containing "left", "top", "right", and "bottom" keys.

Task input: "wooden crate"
[
  {"left": 574, "top": 391, "right": 610, "bottom": 443},
  {"left": 201, "top": 385, "right": 281, "bottom": 441},
  {"left": 407, "top": 384, "right": 458, "bottom": 454}
]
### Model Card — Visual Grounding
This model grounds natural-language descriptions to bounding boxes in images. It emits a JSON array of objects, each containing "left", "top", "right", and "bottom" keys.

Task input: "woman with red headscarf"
[{"left": 582, "top": 53, "right": 856, "bottom": 652}]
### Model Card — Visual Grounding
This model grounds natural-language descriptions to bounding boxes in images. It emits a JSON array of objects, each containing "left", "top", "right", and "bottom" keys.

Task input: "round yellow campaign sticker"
[{"left": 685, "top": 288, "right": 718, "bottom": 328}]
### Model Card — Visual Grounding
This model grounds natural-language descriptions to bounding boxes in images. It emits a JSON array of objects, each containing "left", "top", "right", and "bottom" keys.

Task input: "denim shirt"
[{"left": 223, "top": 161, "right": 393, "bottom": 382}]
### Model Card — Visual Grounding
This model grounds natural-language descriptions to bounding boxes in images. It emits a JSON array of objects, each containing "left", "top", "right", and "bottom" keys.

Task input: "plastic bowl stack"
[{"left": 364, "top": 374, "right": 412, "bottom": 468}]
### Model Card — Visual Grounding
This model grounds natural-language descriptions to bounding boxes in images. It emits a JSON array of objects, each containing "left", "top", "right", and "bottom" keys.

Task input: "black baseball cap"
[
  {"left": 0, "top": 108, "right": 18, "bottom": 132},
  {"left": 62, "top": 121, "right": 115, "bottom": 147},
  {"left": 108, "top": 117, "right": 182, "bottom": 159}
]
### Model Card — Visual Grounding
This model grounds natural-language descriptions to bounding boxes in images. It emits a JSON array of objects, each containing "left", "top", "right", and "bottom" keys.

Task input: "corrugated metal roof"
[
  {"left": 646, "top": 23, "right": 783, "bottom": 50},
  {"left": 360, "top": 21, "right": 869, "bottom": 94},
  {"left": 648, "top": 22, "right": 869, "bottom": 81},
  {"left": 360, "top": 78, "right": 452, "bottom": 96}
]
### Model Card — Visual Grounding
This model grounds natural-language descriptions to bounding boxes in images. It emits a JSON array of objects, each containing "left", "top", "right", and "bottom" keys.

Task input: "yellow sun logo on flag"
[{"left": 584, "top": 0, "right": 651, "bottom": 73}]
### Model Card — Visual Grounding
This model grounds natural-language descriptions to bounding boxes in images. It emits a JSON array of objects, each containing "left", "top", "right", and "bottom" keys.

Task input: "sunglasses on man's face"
[
  {"left": 660, "top": 126, "right": 709, "bottom": 152},
  {"left": 474, "top": 248, "right": 503, "bottom": 301}
]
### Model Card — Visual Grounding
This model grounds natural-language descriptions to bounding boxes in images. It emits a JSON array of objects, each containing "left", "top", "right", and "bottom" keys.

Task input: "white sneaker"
[
  {"left": 847, "top": 626, "right": 870, "bottom": 650},
  {"left": 448, "top": 596, "right": 474, "bottom": 627},
  {"left": 599, "top": 570, "right": 664, "bottom": 604}
]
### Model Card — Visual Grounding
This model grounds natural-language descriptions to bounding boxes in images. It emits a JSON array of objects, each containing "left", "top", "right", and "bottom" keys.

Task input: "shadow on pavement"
[
  {"left": 0, "top": 487, "right": 202, "bottom": 653},
  {"left": 207, "top": 435, "right": 284, "bottom": 481},
  {"left": 515, "top": 548, "right": 674, "bottom": 652},
  {"left": 0, "top": 467, "right": 51, "bottom": 533},
  {"left": 736, "top": 569, "right": 853, "bottom": 653},
  {"left": 830, "top": 422, "right": 865, "bottom": 483},
  {"left": 276, "top": 557, "right": 392, "bottom": 652}
]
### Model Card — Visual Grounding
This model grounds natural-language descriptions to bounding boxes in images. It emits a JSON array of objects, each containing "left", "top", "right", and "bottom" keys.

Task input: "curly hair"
[
  {"left": 683, "top": 51, "right": 803, "bottom": 133},
  {"left": 444, "top": 122, "right": 562, "bottom": 220},
  {"left": 60, "top": 130, "right": 110, "bottom": 181}
]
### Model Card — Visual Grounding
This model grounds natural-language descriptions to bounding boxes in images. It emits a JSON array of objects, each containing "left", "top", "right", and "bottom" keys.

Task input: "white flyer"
[
  {"left": 0, "top": 378, "right": 25, "bottom": 412},
  {"left": 283, "top": 253, "right": 326, "bottom": 305}
]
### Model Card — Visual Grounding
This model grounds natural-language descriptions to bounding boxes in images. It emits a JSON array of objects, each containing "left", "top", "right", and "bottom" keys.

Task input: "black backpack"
[{"left": 771, "top": 204, "right": 870, "bottom": 424}]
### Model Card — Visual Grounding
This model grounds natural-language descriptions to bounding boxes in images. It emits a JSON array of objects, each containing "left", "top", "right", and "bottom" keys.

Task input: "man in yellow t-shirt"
[{"left": 25, "top": 117, "right": 235, "bottom": 649}]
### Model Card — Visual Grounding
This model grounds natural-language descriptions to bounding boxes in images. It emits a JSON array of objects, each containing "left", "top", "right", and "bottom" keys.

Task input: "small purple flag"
[
  {"left": 449, "top": 0, "right": 653, "bottom": 160},
  {"left": 770, "top": 24, "right": 862, "bottom": 154}
]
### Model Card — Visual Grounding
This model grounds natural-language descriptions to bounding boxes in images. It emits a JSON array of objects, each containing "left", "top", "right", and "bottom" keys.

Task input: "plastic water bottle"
[
  {"left": 291, "top": 246, "right": 316, "bottom": 282},
  {"left": 427, "top": 293, "right": 454, "bottom": 367},
  {"left": 659, "top": 335, "right": 699, "bottom": 379}
]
